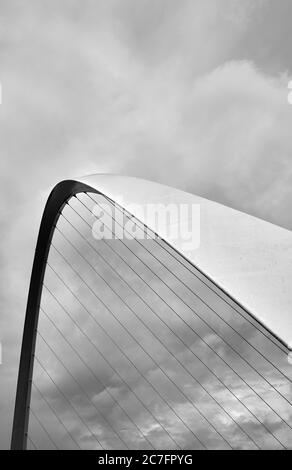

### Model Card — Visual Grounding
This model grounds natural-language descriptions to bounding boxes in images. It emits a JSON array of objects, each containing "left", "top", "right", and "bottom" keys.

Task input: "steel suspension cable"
[
  {"left": 29, "top": 407, "right": 59, "bottom": 450},
  {"left": 34, "top": 356, "right": 104, "bottom": 449},
  {"left": 32, "top": 381, "right": 81, "bottom": 449},
  {"left": 36, "top": 328, "right": 129, "bottom": 449},
  {"left": 27, "top": 435, "right": 37, "bottom": 450}
]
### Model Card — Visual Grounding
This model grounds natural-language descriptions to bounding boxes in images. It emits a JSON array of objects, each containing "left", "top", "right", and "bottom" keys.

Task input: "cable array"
[{"left": 27, "top": 191, "right": 292, "bottom": 450}]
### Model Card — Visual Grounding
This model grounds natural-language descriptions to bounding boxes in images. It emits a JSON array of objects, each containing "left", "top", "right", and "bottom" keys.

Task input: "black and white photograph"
[{"left": 0, "top": 0, "right": 292, "bottom": 455}]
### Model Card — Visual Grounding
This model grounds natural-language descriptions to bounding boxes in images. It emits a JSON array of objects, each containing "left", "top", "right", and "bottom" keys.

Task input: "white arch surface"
[{"left": 80, "top": 174, "right": 292, "bottom": 349}]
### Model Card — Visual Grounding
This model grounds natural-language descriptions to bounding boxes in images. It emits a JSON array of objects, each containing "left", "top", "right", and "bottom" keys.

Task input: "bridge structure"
[{"left": 11, "top": 175, "right": 292, "bottom": 450}]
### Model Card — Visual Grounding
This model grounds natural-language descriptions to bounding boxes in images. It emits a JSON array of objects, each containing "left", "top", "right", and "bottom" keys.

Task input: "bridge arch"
[{"left": 11, "top": 176, "right": 292, "bottom": 450}]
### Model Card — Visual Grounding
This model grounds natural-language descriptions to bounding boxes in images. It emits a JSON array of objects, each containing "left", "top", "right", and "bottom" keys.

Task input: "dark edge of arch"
[{"left": 11, "top": 180, "right": 99, "bottom": 450}]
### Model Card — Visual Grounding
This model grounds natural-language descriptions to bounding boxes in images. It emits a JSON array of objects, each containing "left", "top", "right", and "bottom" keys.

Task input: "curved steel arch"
[
  {"left": 11, "top": 176, "right": 292, "bottom": 449},
  {"left": 11, "top": 180, "right": 99, "bottom": 450}
]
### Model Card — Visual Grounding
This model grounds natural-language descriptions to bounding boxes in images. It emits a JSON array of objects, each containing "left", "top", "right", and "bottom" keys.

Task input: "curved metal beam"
[
  {"left": 11, "top": 180, "right": 99, "bottom": 450},
  {"left": 11, "top": 176, "right": 291, "bottom": 450}
]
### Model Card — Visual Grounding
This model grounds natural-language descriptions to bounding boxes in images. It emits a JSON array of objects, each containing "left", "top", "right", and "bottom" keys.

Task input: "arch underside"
[{"left": 11, "top": 180, "right": 292, "bottom": 450}]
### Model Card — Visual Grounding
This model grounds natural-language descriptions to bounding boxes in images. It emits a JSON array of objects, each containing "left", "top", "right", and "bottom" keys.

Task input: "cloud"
[{"left": 121, "top": 60, "right": 292, "bottom": 231}]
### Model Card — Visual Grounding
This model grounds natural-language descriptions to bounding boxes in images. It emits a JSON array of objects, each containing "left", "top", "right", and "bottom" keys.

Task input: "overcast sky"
[{"left": 1, "top": 0, "right": 292, "bottom": 449}]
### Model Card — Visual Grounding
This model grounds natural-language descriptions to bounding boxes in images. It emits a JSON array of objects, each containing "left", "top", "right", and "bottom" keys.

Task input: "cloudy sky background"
[{"left": 1, "top": 0, "right": 292, "bottom": 449}]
